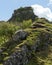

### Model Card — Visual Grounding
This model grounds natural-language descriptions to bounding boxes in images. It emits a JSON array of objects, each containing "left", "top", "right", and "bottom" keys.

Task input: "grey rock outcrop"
[
  {"left": 13, "top": 30, "right": 28, "bottom": 41},
  {"left": 3, "top": 31, "right": 52, "bottom": 65},
  {"left": 3, "top": 45, "right": 29, "bottom": 65},
  {"left": 8, "top": 7, "right": 37, "bottom": 22},
  {"left": 0, "top": 26, "right": 51, "bottom": 65}
]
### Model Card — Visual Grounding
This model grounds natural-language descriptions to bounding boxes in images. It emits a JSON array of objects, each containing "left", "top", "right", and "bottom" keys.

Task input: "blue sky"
[{"left": 0, "top": 0, "right": 52, "bottom": 21}]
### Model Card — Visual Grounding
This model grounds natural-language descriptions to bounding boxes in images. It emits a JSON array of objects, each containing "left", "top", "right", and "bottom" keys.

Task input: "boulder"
[{"left": 13, "top": 30, "right": 28, "bottom": 41}]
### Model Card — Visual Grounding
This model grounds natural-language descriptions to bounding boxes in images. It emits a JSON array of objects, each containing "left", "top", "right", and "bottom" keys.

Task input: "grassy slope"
[{"left": 0, "top": 18, "right": 52, "bottom": 65}]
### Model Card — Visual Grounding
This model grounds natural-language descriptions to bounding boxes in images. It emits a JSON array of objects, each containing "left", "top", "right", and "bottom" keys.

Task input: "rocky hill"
[
  {"left": 0, "top": 7, "right": 52, "bottom": 65},
  {"left": 8, "top": 7, "right": 37, "bottom": 22}
]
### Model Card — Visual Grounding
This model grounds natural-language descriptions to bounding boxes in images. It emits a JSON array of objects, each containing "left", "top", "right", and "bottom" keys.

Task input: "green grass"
[{"left": 0, "top": 18, "right": 52, "bottom": 65}]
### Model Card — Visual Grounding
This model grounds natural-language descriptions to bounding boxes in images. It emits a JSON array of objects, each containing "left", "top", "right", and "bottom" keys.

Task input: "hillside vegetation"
[{"left": 0, "top": 7, "right": 52, "bottom": 65}]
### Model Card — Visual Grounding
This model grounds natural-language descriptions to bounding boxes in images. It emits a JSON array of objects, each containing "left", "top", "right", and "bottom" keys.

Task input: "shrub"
[{"left": 22, "top": 19, "right": 32, "bottom": 29}]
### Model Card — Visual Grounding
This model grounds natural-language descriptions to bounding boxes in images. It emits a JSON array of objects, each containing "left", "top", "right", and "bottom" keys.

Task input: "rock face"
[
  {"left": 1, "top": 30, "right": 28, "bottom": 50},
  {"left": 3, "top": 30, "right": 52, "bottom": 65},
  {"left": 0, "top": 30, "right": 28, "bottom": 64},
  {"left": 13, "top": 30, "right": 28, "bottom": 41},
  {"left": 8, "top": 7, "right": 37, "bottom": 22},
  {"left": 3, "top": 45, "right": 29, "bottom": 65}
]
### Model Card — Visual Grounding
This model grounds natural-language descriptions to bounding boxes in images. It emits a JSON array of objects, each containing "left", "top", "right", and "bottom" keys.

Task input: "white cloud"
[{"left": 31, "top": 4, "right": 52, "bottom": 21}]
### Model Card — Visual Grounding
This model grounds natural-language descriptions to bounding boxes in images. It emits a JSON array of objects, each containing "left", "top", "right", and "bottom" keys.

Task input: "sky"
[{"left": 0, "top": 0, "right": 52, "bottom": 21}]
